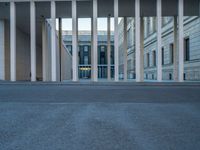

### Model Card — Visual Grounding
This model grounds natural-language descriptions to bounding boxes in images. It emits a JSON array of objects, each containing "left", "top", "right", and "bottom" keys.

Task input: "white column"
[
  {"left": 30, "top": 1, "right": 36, "bottom": 82},
  {"left": 10, "top": 2, "right": 16, "bottom": 81},
  {"left": 107, "top": 15, "right": 111, "bottom": 80},
  {"left": 114, "top": 0, "right": 119, "bottom": 81},
  {"left": 123, "top": 17, "right": 128, "bottom": 81},
  {"left": 0, "top": 20, "right": 5, "bottom": 80},
  {"left": 91, "top": 17, "right": 94, "bottom": 80},
  {"left": 173, "top": 16, "right": 178, "bottom": 81},
  {"left": 92, "top": 0, "right": 98, "bottom": 82},
  {"left": 135, "top": 0, "right": 144, "bottom": 82},
  {"left": 51, "top": 1, "right": 57, "bottom": 82},
  {"left": 178, "top": 0, "right": 184, "bottom": 82},
  {"left": 157, "top": 0, "right": 162, "bottom": 81},
  {"left": 72, "top": 0, "right": 78, "bottom": 81},
  {"left": 141, "top": 17, "right": 144, "bottom": 81},
  {"left": 42, "top": 20, "right": 47, "bottom": 81}
]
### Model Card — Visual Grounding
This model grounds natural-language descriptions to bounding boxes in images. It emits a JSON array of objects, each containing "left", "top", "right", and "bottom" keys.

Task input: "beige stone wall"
[{"left": 4, "top": 20, "right": 42, "bottom": 81}]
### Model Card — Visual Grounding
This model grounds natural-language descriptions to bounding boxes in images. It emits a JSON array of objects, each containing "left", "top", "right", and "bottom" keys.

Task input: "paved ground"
[{"left": 0, "top": 82, "right": 200, "bottom": 150}]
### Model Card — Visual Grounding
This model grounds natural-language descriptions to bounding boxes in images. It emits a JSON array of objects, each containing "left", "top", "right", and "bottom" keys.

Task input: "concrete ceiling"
[{"left": 0, "top": 0, "right": 199, "bottom": 47}]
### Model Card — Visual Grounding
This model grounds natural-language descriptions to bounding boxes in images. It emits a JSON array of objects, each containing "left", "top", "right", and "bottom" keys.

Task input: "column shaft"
[
  {"left": 92, "top": 0, "right": 98, "bottom": 82},
  {"left": 30, "top": 1, "right": 36, "bottom": 81},
  {"left": 10, "top": 2, "right": 16, "bottom": 81},
  {"left": 178, "top": 0, "right": 184, "bottom": 82},
  {"left": 140, "top": 17, "right": 144, "bottom": 81},
  {"left": 173, "top": 16, "right": 178, "bottom": 81},
  {"left": 42, "top": 20, "right": 47, "bottom": 81},
  {"left": 135, "top": 0, "right": 144, "bottom": 82},
  {"left": 114, "top": 0, "right": 119, "bottom": 81},
  {"left": 0, "top": 20, "right": 5, "bottom": 80},
  {"left": 51, "top": 1, "right": 57, "bottom": 82},
  {"left": 91, "top": 17, "right": 94, "bottom": 80},
  {"left": 157, "top": 0, "right": 162, "bottom": 81},
  {"left": 107, "top": 15, "right": 111, "bottom": 80},
  {"left": 123, "top": 17, "right": 128, "bottom": 81},
  {"left": 72, "top": 0, "right": 78, "bottom": 81}
]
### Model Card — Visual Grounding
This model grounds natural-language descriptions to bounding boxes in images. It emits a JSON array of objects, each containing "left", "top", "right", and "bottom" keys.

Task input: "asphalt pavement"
[{"left": 0, "top": 82, "right": 200, "bottom": 150}]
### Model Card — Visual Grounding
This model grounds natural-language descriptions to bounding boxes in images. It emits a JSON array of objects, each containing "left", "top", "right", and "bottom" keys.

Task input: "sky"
[{"left": 56, "top": 18, "right": 118, "bottom": 31}]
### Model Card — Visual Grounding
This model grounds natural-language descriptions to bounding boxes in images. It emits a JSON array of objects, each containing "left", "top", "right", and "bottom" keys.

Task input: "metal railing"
[{"left": 78, "top": 65, "right": 114, "bottom": 79}]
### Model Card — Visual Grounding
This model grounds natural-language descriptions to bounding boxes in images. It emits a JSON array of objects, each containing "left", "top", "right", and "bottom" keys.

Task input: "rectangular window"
[
  {"left": 162, "top": 47, "right": 164, "bottom": 65},
  {"left": 101, "top": 46, "right": 105, "bottom": 52},
  {"left": 84, "top": 56, "right": 89, "bottom": 65},
  {"left": 153, "top": 51, "right": 156, "bottom": 67},
  {"left": 147, "top": 53, "right": 149, "bottom": 67},
  {"left": 170, "top": 43, "right": 174, "bottom": 64},
  {"left": 184, "top": 37, "right": 190, "bottom": 61},
  {"left": 84, "top": 46, "right": 88, "bottom": 52}
]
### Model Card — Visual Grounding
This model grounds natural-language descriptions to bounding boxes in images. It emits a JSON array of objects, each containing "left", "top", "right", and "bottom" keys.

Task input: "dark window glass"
[
  {"left": 162, "top": 47, "right": 164, "bottom": 65},
  {"left": 184, "top": 38, "right": 190, "bottom": 61},
  {"left": 153, "top": 51, "right": 156, "bottom": 67},
  {"left": 170, "top": 43, "right": 174, "bottom": 64},
  {"left": 147, "top": 53, "right": 149, "bottom": 67}
]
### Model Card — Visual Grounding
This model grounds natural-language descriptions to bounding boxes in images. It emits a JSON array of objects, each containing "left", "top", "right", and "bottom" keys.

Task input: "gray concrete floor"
[{"left": 0, "top": 83, "right": 200, "bottom": 150}]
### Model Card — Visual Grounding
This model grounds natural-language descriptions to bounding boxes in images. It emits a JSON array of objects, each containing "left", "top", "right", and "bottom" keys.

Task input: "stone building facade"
[
  {"left": 118, "top": 16, "right": 200, "bottom": 81},
  {"left": 63, "top": 31, "right": 115, "bottom": 79}
]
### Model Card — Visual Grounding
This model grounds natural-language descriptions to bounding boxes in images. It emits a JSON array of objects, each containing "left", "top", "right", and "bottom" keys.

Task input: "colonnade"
[{"left": 7, "top": 0, "right": 184, "bottom": 82}]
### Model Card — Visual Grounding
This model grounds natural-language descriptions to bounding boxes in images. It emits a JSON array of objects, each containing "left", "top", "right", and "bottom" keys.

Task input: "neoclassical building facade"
[
  {"left": 118, "top": 16, "right": 200, "bottom": 81},
  {"left": 63, "top": 31, "right": 115, "bottom": 79}
]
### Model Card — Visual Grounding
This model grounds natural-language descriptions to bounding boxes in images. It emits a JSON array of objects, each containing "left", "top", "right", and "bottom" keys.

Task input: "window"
[
  {"left": 84, "top": 56, "right": 89, "bottom": 65},
  {"left": 170, "top": 43, "right": 174, "bottom": 64},
  {"left": 101, "top": 46, "right": 105, "bottom": 52},
  {"left": 169, "top": 73, "right": 172, "bottom": 80},
  {"left": 184, "top": 37, "right": 190, "bottom": 61},
  {"left": 99, "top": 46, "right": 106, "bottom": 64},
  {"left": 162, "top": 47, "right": 164, "bottom": 65},
  {"left": 84, "top": 46, "right": 88, "bottom": 52},
  {"left": 153, "top": 50, "right": 156, "bottom": 67},
  {"left": 146, "top": 53, "right": 150, "bottom": 67}
]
